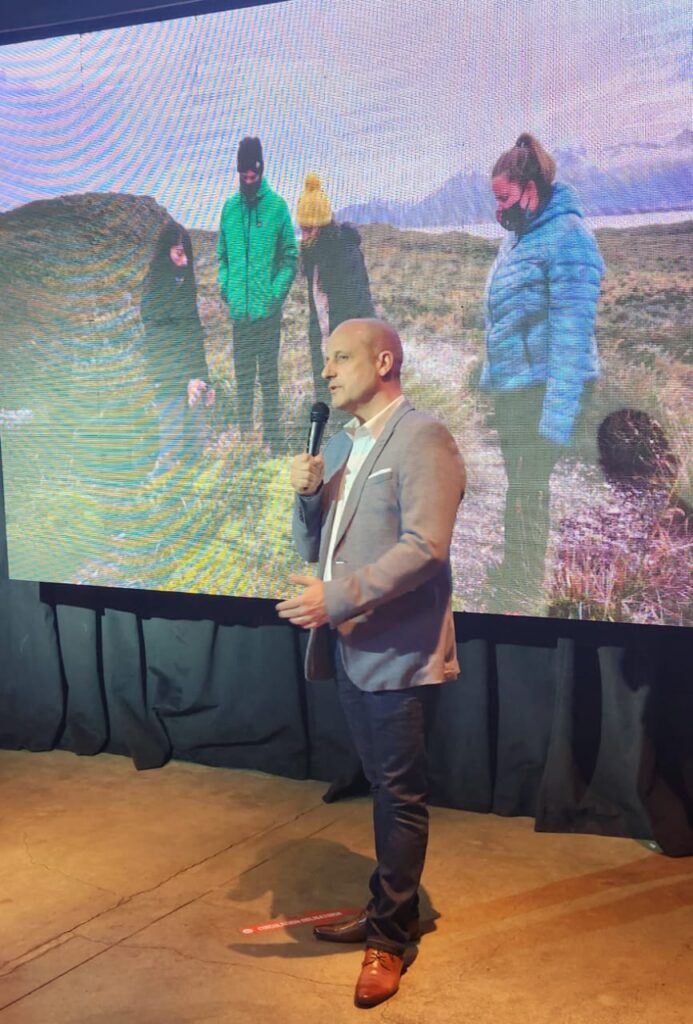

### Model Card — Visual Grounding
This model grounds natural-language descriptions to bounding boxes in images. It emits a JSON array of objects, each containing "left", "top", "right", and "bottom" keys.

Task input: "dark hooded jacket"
[
  {"left": 140, "top": 221, "right": 210, "bottom": 393},
  {"left": 301, "top": 222, "right": 375, "bottom": 342}
]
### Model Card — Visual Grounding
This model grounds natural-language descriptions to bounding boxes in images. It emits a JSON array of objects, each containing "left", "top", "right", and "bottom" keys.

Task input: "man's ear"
[{"left": 377, "top": 350, "right": 394, "bottom": 378}]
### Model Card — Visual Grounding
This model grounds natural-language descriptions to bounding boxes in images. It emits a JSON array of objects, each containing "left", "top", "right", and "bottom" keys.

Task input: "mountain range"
[{"left": 337, "top": 132, "right": 693, "bottom": 228}]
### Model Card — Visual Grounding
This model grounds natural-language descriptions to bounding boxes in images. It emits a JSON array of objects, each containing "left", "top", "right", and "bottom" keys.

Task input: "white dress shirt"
[{"left": 323, "top": 394, "right": 405, "bottom": 582}]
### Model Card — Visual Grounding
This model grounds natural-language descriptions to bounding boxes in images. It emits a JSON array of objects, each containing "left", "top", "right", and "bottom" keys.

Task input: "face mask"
[
  {"left": 496, "top": 187, "right": 529, "bottom": 232},
  {"left": 240, "top": 176, "right": 261, "bottom": 202}
]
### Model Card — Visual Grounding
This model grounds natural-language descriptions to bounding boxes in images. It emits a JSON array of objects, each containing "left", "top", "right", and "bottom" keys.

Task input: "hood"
[
  {"left": 338, "top": 221, "right": 363, "bottom": 246},
  {"left": 525, "top": 181, "right": 586, "bottom": 234},
  {"left": 301, "top": 220, "right": 362, "bottom": 271}
]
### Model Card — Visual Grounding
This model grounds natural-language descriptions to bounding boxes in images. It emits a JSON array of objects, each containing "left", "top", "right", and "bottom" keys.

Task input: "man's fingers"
[
  {"left": 276, "top": 606, "right": 314, "bottom": 627},
  {"left": 289, "top": 615, "right": 313, "bottom": 628},
  {"left": 290, "top": 457, "right": 319, "bottom": 495},
  {"left": 276, "top": 579, "right": 314, "bottom": 612},
  {"left": 290, "top": 455, "right": 324, "bottom": 493},
  {"left": 277, "top": 577, "right": 323, "bottom": 627}
]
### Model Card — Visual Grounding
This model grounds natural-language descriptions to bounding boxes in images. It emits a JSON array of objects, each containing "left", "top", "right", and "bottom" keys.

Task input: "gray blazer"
[{"left": 293, "top": 399, "right": 465, "bottom": 690}]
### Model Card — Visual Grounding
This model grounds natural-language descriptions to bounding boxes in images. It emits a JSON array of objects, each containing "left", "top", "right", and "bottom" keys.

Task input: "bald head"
[
  {"left": 331, "top": 318, "right": 404, "bottom": 381},
  {"left": 323, "top": 318, "right": 404, "bottom": 422}
]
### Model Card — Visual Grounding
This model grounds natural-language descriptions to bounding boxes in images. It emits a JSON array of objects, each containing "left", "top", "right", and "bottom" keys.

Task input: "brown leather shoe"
[
  {"left": 313, "top": 911, "right": 420, "bottom": 944},
  {"left": 354, "top": 948, "right": 404, "bottom": 1008},
  {"left": 314, "top": 911, "right": 368, "bottom": 943}
]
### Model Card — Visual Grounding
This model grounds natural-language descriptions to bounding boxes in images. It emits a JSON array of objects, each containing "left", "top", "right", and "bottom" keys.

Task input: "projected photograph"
[{"left": 0, "top": 0, "right": 691, "bottom": 624}]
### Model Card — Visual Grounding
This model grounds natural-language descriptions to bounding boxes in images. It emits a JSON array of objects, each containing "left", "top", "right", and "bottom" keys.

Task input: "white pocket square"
[{"left": 367, "top": 467, "right": 392, "bottom": 480}]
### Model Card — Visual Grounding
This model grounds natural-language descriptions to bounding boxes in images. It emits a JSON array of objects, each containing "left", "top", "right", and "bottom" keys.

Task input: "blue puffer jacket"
[{"left": 481, "top": 182, "right": 604, "bottom": 445}]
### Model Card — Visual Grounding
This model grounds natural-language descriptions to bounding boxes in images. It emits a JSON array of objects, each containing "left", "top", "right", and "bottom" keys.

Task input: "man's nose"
[{"left": 322, "top": 362, "right": 333, "bottom": 379}]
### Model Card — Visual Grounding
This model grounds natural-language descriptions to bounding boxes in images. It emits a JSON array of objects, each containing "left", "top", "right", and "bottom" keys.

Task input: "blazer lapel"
[{"left": 331, "top": 400, "right": 413, "bottom": 553}]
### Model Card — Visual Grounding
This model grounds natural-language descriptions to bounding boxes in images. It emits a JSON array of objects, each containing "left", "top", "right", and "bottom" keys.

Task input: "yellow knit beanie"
[{"left": 297, "top": 173, "right": 332, "bottom": 228}]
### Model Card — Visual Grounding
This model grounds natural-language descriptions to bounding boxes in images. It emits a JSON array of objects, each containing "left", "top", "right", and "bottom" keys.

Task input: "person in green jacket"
[{"left": 217, "top": 137, "right": 298, "bottom": 454}]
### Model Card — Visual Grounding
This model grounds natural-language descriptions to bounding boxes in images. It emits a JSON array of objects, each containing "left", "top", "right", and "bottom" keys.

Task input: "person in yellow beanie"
[
  {"left": 297, "top": 174, "right": 375, "bottom": 403},
  {"left": 297, "top": 172, "right": 333, "bottom": 234}
]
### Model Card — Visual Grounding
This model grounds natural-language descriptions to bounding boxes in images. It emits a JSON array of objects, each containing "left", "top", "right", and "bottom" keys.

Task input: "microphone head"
[{"left": 309, "top": 401, "right": 330, "bottom": 425}]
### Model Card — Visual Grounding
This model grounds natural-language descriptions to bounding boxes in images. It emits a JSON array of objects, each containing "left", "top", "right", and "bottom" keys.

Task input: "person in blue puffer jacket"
[{"left": 480, "top": 133, "right": 604, "bottom": 608}]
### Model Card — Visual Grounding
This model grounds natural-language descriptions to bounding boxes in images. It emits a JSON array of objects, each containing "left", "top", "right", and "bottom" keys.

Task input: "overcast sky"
[{"left": 0, "top": 0, "right": 689, "bottom": 226}]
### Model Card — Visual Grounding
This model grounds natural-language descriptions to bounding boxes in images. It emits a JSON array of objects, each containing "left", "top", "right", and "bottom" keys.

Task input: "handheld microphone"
[{"left": 306, "top": 401, "right": 330, "bottom": 456}]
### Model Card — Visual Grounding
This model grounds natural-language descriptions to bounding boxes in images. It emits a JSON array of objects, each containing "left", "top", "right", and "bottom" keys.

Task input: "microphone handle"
[{"left": 307, "top": 420, "right": 326, "bottom": 456}]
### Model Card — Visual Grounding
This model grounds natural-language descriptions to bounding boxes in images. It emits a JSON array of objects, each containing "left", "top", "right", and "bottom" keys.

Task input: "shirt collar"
[{"left": 344, "top": 394, "right": 406, "bottom": 442}]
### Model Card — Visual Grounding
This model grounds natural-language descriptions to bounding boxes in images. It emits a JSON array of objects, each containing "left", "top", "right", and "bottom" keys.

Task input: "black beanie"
[{"left": 237, "top": 136, "right": 264, "bottom": 174}]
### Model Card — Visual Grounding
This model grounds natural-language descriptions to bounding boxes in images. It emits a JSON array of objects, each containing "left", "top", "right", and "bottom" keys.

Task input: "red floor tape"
[{"left": 240, "top": 907, "right": 361, "bottom": 935}]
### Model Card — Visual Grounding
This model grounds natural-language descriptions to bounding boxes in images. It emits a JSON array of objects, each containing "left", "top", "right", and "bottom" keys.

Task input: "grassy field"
[{"left": 0, "top": 194, "right": 690, "bottom": 624}]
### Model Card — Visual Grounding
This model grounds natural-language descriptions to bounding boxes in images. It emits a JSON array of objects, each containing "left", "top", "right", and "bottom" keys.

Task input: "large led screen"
[{"left": 0, "top": 0, "right": 691, "bottom": 623}]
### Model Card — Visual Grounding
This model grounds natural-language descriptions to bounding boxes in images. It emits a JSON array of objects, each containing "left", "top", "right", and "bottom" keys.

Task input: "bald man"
[{"left": 277, "top": 319, "right": 465, "bottom": 1009}]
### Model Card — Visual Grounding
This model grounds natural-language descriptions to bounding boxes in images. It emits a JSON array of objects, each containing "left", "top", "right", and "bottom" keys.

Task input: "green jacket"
[{"left": 217, "top": 179, "right": 298, "bottom": 322}]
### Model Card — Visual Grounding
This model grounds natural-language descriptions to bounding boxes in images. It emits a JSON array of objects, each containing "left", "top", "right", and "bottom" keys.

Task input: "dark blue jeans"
[{"left": 335, "top": 644, "right": 441, "bottom": 956}]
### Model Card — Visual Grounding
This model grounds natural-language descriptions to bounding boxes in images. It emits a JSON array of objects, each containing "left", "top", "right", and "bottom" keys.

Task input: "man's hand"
[
  {"left": 290, "top": 453, "right": 324, "bottom": 496},
  {"left": 187, "top": 379, "right": 216, "bottom": 408},
  {"left": 276, "top": 574, "right": 329, "bottom": 629},
  {"left": 187, "top": 378, "right": 207, "bottom": 407}
]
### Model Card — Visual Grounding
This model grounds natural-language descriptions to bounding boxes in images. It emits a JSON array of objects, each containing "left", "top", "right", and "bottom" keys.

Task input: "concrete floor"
[{"left": 0, "top": 750, "right": 691, "bottom": 1024}]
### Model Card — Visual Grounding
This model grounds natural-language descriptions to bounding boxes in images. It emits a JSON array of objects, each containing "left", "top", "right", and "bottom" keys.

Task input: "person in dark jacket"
[
  {"left": 481, "top": 133, "right": 605, "bottom": 609},
  {"left": 217, "top": 137, "right": 298, "bottom": 454},
  {"left": 140, "top": 220, "right": 214, "bottom": 475},
  {"left": 296, "top": 173, "right": 375, "bottom": 403}
]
